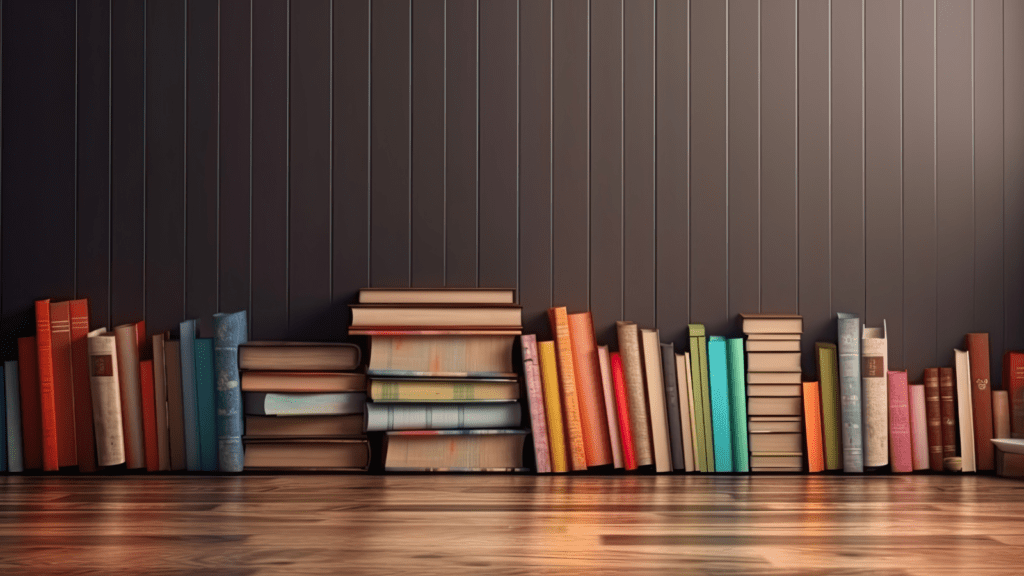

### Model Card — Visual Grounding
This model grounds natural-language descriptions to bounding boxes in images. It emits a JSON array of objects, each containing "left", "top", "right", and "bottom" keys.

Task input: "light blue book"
[
  {"left": 837, "top": 312, "right": 864, "bottom": 473},
  {"left": 0, "top": 367, "right": 7, "bottom": 472},
  {"left": 179, "top": 319, "right": 202, "bottom": 471},
  {"left": 726, "top": 338, "right": 749, "bottom": 473},
  {"left": 5, "top": 361, "right": 22, "bottom": 473},
  {"left": 707, "top": 336, "right": 733, "bottom": 473},
  {"left": 213, "top": 311, "right": 247, "bottom": 473},
  {"left": 194, "top": 337, "right": 218, "bottom": 472}
]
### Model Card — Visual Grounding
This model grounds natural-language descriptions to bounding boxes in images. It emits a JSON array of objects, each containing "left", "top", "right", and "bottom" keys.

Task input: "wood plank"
[
  {"left": 445, "top": 0, "right": 478, "bottom": 288},
  {"left": 655, "top": 0, "right": 689, "bottom": 348},
  {"left": 902, "top": 0, "right": 938, "bottom": 380},
  {"left": 589, "top": 0, "right": 623, "bottom": 344},
  {"left": 1007, "top": 0, "right": 1024, "bottom": 353}
]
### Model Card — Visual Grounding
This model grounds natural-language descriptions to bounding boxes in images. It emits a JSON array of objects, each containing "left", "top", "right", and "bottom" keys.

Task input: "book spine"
[
  {"left": 610, "top": 352, "right": 638, "bottom": 471},
  {"left": 938, "top": 367, "right": 957, "bottom": 460},
  {"left": 49, "top": 301, "right": 78, "bottom": 468},
  {"left": 194, "top": 337, "right": 218, "bottom": 472},
  {"left": 152, "top": 334, "right": 170, "bottom": 471},
  {"left": 163, "top": 341, "right": 187, "bottom": 471},
  {"left": 87, "top": 332, "right": 126, "bottom": 466},
  {"left": 993, "top": 390, "right": 1010, "bottom": 439},
  {"left": 816, "top": 344, "right": 842, "bottom": 471},
  {"left": 689, "top": 330, "right": 708, "bottom": 472},
  {"left": 35, "top": 300, "right": 60, "bottom": 471},
  {"left": 1005, "top": 351, "right": 1024, "bottom": 438},
  {"left": 179, "top": 320, "right": 201, "bottom": 472},
  {"left": 537, "top": 341, "right": 569, "bottom": 473},
  {"left": 520, "top": 335, "right": 552, "bottom": 473},
  {"left": 139, "top": 360, "right": 159, "bottom": 472},
  {"left": 726, "top": 338, "right": 749, "bottom": 473},
  {"left": 5, "top": 361, "right": 23, "bottom": 472},
  {"left": 923, "top": 368, "right": 943, "bottom": 471},
  {"left": 887, "top": 371, "right": 913, "bottom": 473},
  {"left": 566, "top": 312, "right": 613, "bottom": 467},
  {"left": 549, "top": 308, "right": 588, "bottom": 471},
  {"left": 803, "top": 381, "right": 825, "bottom": 473},
  {"left": 697, "top": 332, "right": 714, "bottom": 472},
  {"left": 642, "top": 331, "right": 672, "bottom": 473},
  {"left": 861, "top": 322, "right": 888, "bottom": 468},
  {"left": 680, "top": 353, "right": 697, "bottom": 472},
  {"left": 364, "top": 403, "right": 521, "bottom": 431},
  {"left": 909, "top": 383, "right": 930, "bottom": 470},
  {"left": 707, "top": 337, "right": 732, "bottom": 473},
  {"left": 598, "top": 346, "right": 624, "bottom": 469},
  {"left": 661, "top": 343, "right": 685, "bottom": 471},
  {"left": 837, "top": 313, "right": 863, "bottom": 473},
  {"left": 618, "top": 321, "right": 653, "bottom": 467},
  {"left": 213, "top": 311, "right": 247, "bottom": 473},
  {"left": 965, "top": 333, "right": 994, "bottom": 470},
  {"left": 954, "top": 349, "right": 977, "bottom": 472},
  {"left": 68, "top": 299, "right": 96, "bottom": 472},
  {"left": 114, "top": 324, "right": 145, "bottom": 468},
  {"left": 18, "top": 337, "right": 43, "bottom": 470}
]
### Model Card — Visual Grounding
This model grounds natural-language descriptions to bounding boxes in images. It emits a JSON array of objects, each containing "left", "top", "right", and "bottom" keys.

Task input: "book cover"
[
  {"left": 194, "top": 337, "right": 218, "bottom": 472},
  {"left": 566, "top": 312, "right": 613, "bottom": 467},
  {"left": 598, "top": 346, "right": 625, "bottom": 469},
  {"left": 139, "top": 360, "right": 160, "bottom": 472},
  {"left": 244, "top": 438, "right": 371, "bottom": 471},
  {"left": 861, "top": 321, "right": 888, "bottom": 468},
  {"left": 35, "top": 300, "right": 61, "bottom": 471},
  {"left": 908, "top": 382, "right": 930, "bottom": 470},
  {"left": 358, "top": 287, "right": 515, "bottom": 304},
  {"left": 610, "top": 352, "right": 638, "bottom": 471},
  {"left": 640, "top": 329, "right": 671, "bottom": 473},
  {"left": 69, "top": 299, "right": 96, "bottom": 472},
  {"left": 954, "top": 349, "right": 977, "bottom": 473},
  {"left": 5, "top": 361, "right": 22, "bottom": 472},
  {"left": 17, "top": 337, "right": 43, "bottom": 470},
  {"left": 803, "top": 381, "right": 825, "bottom": 473},
  {"left": 617, "top": 320, "right": 653, "bottom": 467},
  {"left": 213, "top": 311, "right": 247, "bottom": 473},
  {"left": 887, "top": 370, "right": 913, "bottom": 473},
  {"left": 163, "top": 340, "right": 187, "bottom": 471},
  {"left": 938, "top": 367, "right": 957, "bottom": 460},
  {"left": 688, "top": 324, "right": 711, "bottom": 472},
  {"left": 707, "top": 336, "right": 732, "bottom": 473},
  {"left": 364, "top": 402, "right": 521, "bottom": 431},
  {"left": 661, "top": 343, "right": 685, "bottom": 471},
  {"left": 114, "top": 323, "right": 145, "bottom": 469},
  {"left": 152, "top": 333, "right": 170, "bottom": 471},
  {"left": 349, "top": 303, "right": 522, "bottom": 328},
  {"left": 739, "top": 314, "right": 804, "bottom": 334},
  {"left": 965, "top": 333, "right": 995, "bottom": 470},
  {"left": 520, "top": 335, "right": 552, "bottom": 473},
  {"left": 1004, "top": 351, "right": 1024, "bottom": 438},
  {"left": 538, "top": 341, "right": 568, "bottom": 473},
  {"left": 243, "top": 341, "right": 363, "bottom": 372},
  {"left": 49, "top": 300, "right": 78, "bottom": 468},
  {"left": 548, "top": 307, "right": 587, "bottom": 471},
  {"left": 726, "top": 338, "right": 749, "bottom": 473},
  {"left": 87, "top": 329, "right": 126, "bottom": 467},
  {"left": 837, "top": 312, "right": 863, "bottom": 473},
  {"left": 179, "top": 319, "right": 201, "bottom": 471}
]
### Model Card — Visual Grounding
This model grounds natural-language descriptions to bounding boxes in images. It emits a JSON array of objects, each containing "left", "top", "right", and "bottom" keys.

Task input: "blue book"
[
  {"left": 179, "top": 319, "right": 202, "bottom": 471},
  {"left": 5, "top": 361, "right": 22, "bottom": 473},
  {"left": 0, "top": 367, "right": 6, "bottom": 472},
  {"left": 194, "top": 337, "right": 218, "bottom": 471},
  {"left": 837, "top": 312, "right": 864, "bottom": 473},
  {"left": 213, "top": 311, "right": 247, "bottom": 473},
  {"left": 726, "top": 338, "right": 749, "bottom": 472},
  {"left": 707, "top": 336, "right": 733, "bottom": 473}
]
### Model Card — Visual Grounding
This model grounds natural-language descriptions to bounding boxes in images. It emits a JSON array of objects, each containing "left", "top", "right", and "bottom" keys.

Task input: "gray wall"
[{"left": 2, "top": 0, "right": 1023, "bottom": 384}]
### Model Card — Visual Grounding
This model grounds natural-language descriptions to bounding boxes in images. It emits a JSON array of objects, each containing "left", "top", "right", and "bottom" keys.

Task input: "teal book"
[
  {"left": 179, "top": 319, "right": 201, "bottom": 471},
  {"left": 194, "top": 337, "right": 218, "bottom": 472},
  {"left": 837, "top": 312, "right": 864, "bottom": 473},
  {"left": 5, "top": 361, "right": 22, "bottom": 473},
  {"left": 726, "top": 338, "right": 749, "bottom": 472},
  {"left": 708, "top": 337, "right": 733, "bottom": 472},
  {"left": 689, "top": 324, "right": 714, "bottom": 472},
  {"left": 213, "top": 311, "right": 247, "bottom": 473}
]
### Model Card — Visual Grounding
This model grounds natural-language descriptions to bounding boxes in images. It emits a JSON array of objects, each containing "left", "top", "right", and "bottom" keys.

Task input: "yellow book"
[
  {"left": 368, "top": 380, "right": 520, "bottom": 402},
  {"left": 539, "top": 341, "right": 569, "bottom": 473}
]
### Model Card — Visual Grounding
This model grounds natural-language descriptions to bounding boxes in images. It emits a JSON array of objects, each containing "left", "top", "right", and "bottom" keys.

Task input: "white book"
[
  {"left": 87, "top": 328, "right": 126, "bottom": 467},
  {"left": 954, "top": 349, "right": 977, "bottom": 472},
  {"left": 641, "top": 329, "right": 672, "bottom": 473},
  {"left": 861, "top": 321, "right": 889, "bottom": 468},
  {"left": 675, "top": 353, "right": 695, "bottom": 472},
  {"left": 684, "top": 352, "right": 699, "bottom": 472},
  {"left": 597, "top": 346, "right": 624, "bottom": 469}
]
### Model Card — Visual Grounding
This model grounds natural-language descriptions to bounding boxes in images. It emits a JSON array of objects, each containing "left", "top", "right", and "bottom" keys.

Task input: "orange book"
[
  {"left": 547, "top": 307, "right": 587, "bottom": 471},
  {"left": 49, "top": 300, "right": 78, "bottom": 467},
  {"left": 35, "top": 300, "right": 60, "bottom": 471},
  {"left": 69, "top": 299, "right": 97, "bottom": 472},
  {"left": 566, "top": 312, "right": 612, "bottom": 467},
  {"left": 139, "top": 360, "right": 160, "bottom": 472},
  {"left": 18, "top": 337, "right": 43, "bottom": 470},
  {"left": 803, "top": 381, "right": 825, "bottom": 473}
]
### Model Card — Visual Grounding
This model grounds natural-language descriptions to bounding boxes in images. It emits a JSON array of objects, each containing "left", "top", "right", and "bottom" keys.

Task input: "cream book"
[
  {"left": 954, "top": 349, "right": 977, "bottom": 473},
  {"left": 86, "top": 328, "right": 126, "bottom": 467},
  {"left": 676, "top": 353, "right": 695, "bottom": 472},
  {"left": 641, "top": 329, "right": 672, "bottom": 473},
  {"left": 746, "top": 352, "right": 801, "bottom": 373},
  {"left": 861, "top": 321, "right": 889, "bottom": 467}
]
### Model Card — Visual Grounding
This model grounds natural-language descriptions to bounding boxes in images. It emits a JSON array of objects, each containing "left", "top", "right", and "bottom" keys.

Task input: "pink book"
[
  {"left": 908, "top": 382, "right": 930, "bottom": 470},
  {"left": 887, "top": 370, "right": 913, "bottom": 473},
  {"left": 520, "top": 335, "right": 551, "bottom": 473}
]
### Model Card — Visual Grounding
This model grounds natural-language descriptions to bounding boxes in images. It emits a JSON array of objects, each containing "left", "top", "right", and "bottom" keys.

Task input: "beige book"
[
  {"left": 747, "top": 419, "right": 803, "bottom": 433},
  {"left": 861, "top": 322, "right": 889, "bottom": 467},
  {"left": 246, "top": 371, "right": 367, "bottom": 393},
  {"left": 114, "top": 324, "right": 145, "bottom": 469},
  {"left": 747, "top": 371, "right": 802, "bottom": 385},
  {"left": 676, "top": 353, "right": 695, "bottom": 472},
  {"left": 685, "top": 352, "right": 700, "bottom": 471},
  {"left": 152, "top": 333, "right": 171, "bottom": 471},
  {"left": 954, "top": 349, "right": 977, "bottom": 472},
  {"left": 350, "top": 305, "right": 521, "bottom": 328},
  {"left": 641, "top": 329, "right": 672, "bottom": 473},
  {"left": 368, "top": 335, "right": 514, "bottom": 376},
  {"left": 747, "top": 396, "right": 803, "bottom": 417},
  {"left": 745, "top": 339, "right": 801, "bottom": 352},
  {"left": 749, "top": 432, "right": 803, "bottom": 453},
  {"left": 358, "top": 288, "right": 515, "bottom": 304},
  {"left": 597, "top": 346, "right": 625, "bottom": 469},
  {"left": 617, "top": 321, "right": 653, "bottom": 466},
  {"left": 86, "top": 329, "right": 126, "bottom": 467},
  {"left": 740, "top": 314, "right": 803, "bottom": 334},
  {"left": 746, "top": 333, "right": 802, "bottom": 341},
  {"left": 746, "top": 384, "right": 802, "bottom": 397},
  {"left": 749, "top": 454, "right": 804, "bottom": 468},
  {"left": 746, "top": 352, "right": 801, "bottom": 372}
]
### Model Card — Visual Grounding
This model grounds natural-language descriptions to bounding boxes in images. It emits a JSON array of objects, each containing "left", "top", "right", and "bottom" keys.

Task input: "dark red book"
[
  {"left": 17, "top": 337, "right": 43, "bottom": 470},
  {"left": 938, "top": 367, "right": 957, "bottom": 460},
  {"left": 35, "top": 300, "right": 60, "bottom": 471},
  {"left": 139, "top": 359, "right": 160, "bottom": 472},
  {"left": 923, "top": 368, "right": 943, "bottom": 472},
  {"left": 49, "top": 300, "right": 78, "bottom": 467},
  {"left": 136, "top": 320, "right": 149, "bottom": 360},
  {"left": 69, "top": 299, "right": 97, "bottom": 472},
  {"left": 966, "top": 333, "right": 995, "bottom": 470},
  {"left": 1003, "top": 351, "right": 1024, "bottom": 438}
]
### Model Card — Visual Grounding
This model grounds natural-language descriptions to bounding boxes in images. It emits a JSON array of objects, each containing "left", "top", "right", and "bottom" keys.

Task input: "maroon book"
[
  {"left": 966, "top": 333, "right": 995, "bottom": 471},
  {"left": 70, "top": 299, "right": 97, "bottom": 472},
  {"left": 923, "top": 368, "right": 943, "bottom": 472},
  {"left": 17, "top": 337, "right": 43, "bottom": 470},
  {"left": 938, "top": 367, "right": 957, "bottom": 461}
]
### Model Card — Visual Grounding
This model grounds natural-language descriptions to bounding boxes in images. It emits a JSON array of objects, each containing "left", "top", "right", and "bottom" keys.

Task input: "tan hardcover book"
[
  {"left": 548, "top": 307, "right": 587, "bottom": 470},
  {"left": 358, "top": 287, "right": 515, "bottom": 304},
  {"left": 749, "top": 432, "right": 804, "bottom": 453},
  {"left": 367, "top": 335, "right": 514, "bottom": 377},
  {"left": 244, "top": 414, "right": 365, "bottom": 438},
  {"left": 746, "top": 371, "right": 802, "bottom": 385},
  {"left": 383, "top": 430, "right": 526, "bottom": 471},
  {"left": 368, "top": 379, "right": 519, "bottom": 402},
  {"left": 86, "top": 329, "right": 125, "bottom": 466},
  {"left": 243, "top": 371, "right": 367, "bottom": 393},
  {"left": 954, "top": 349, "right": 977, "bottom": 472},
  {"left": 749, "top": 454, "right": 804, "bottom": 468},
  {"left": 746, "top": 352, "right": 802, "bottom": 373},
  {"left": 746, "top": 333, "right": 803, "bottom": 341},
  {"left": 152, "top": 333, "right": 171, "bottom": 471},
  {"left": 163, "top": 340, "right": 186, "bottom": 471},
  {"left": 676, "top": 353, "right": 695, "bottom": 472},
  {"left": 597, "top": 346, "right": 625, "bottom": 469},
  {"left": 640, "top": 329, "right": 672, "bottom": 473},
  {"left": 748, "top": 419, "right": 803, "bottom": 433},
  {"left": 617, "top": 321, "right": 653, "bottom": 467},
  {"left": 240, "top": 342, "right": 362, "bottom": 372},
  {"left": 244, "top": 438, "right": 370, "bottom": 470},
  {"left": 745, "top": 340, "right": 801, "bottom": 352},
  {"left": 566, "top": 312, "right": 612, "bottom": 467},
  {"left": 746, "top": 384, "right": 803, "bottom": 397},
  {"left": 114, "top": 324, "right": 145, "bottom": 469},
  {"left": 747, "top": 396, "right": 803, "bottom": 417},
  {"left": 739, "top": 314, "right": 803, "bottom": 334},
  {"left": 994, "top": 390, "right": 1011, "bottom": 439},
  {"left": 350, "top": 304, "right": 522, "bottom": 328}
]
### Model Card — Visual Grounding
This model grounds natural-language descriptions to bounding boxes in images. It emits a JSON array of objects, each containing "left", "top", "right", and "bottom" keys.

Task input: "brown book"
[
  {"left": 993, "top": 390, "right": 1010, "bottom": 439},
  {"left": 35, "top": 300, "right": 60, "bottom": 471},
  {"left": 938, "top": 367, "right": 957, "bottom": 461},
  {"left": 49, "top": 300, "right": 78, "bottom": 467},
  {"left": 240, "top": 342, "right": 362, "bottom": 372},
  {"left": 241, "top": 371, "right": 366, "bottom": 393},
  {"left": 244, "top": 438, "right": 370, "bottom": 470},
  {"left": 163, "top": 340, "right": 187, "bottom": 471},
  {"left": 69, "top": 299, "right": 97, "bottom": 472},
  {"left": 152, "top": 333, "right": 171, "bottom": 471},
  {"left": 244, "top": 414, "right": 365, "bottom": 438},
  {"left": 17, "top": 337, "right": 43, "bottom": 470},
  {"left": 566, "top": 312, "right": 612, "bottom": 467},
  {"left": 747, "top": 396, "right": 803, "bottom": 417},
  {"left": 114, "top": 323, "right": 145, "bottom": 469},
  {"left": 548, "top": 307, "right": 587, "bottom": 471},
  {"left": 923, "top": 368, "right": 943, "bottom": 471},
  {"left": 965, "top": 333, "right": 995, "bottom": 470},
  {"left": 617, "top": 321, "right": 653, "bottom": 467}
]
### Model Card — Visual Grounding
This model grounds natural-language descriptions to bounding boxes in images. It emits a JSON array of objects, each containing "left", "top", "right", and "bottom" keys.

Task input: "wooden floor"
[{"left": 0, "top": 474, "right": 1022, "bottom": 575}]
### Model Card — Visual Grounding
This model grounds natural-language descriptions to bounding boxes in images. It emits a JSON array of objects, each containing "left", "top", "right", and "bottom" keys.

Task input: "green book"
[
  {"left": 689, "top": 324, "right": 714, "bottom": 472},
  {"left": 816, "top": 342, "right": 842, "bottom": 471},
  {"left": 727, "top": 338, "right": 749, "bottom": 472}
]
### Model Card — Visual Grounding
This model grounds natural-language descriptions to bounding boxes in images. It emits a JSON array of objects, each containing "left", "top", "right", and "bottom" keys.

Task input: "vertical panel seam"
[
  {"left": 932, "top": 0, "right": 937, "bottom": 361},
  {"left": 476, "top": 0, "right": 480, "bottom": 287},
  {"left": 142, "top": 0, "right": 147, "bottom": 325},
  {"left": 549, "top": 0, "right": 553, "bottom": 307},
  {"left": 286, "top": 0, "right": 290, "bottom": 324},
  {"left": 971, "top": 0, "right": 976, "bottom": 326},
  {"left": 901, "top": 0, "right": 906, "bottom": 369},
  {"left": 407, "top": 0, "right": 411, "bottom": 287},
  {"left": 687, "top": 0, "right": 692, "bottom": 324},
  {"left": 725, "top": 0, "right": 730, "bottom": 325},
  {"left": 621, "top": 0, "right": 625, "bottom": 320},
  {"left": 368, "top": 0, "right": 373, "bottom": 286},
  {"left": 828, "top": 0, "right": 832, "bottom": 320},
  {"left": 651, "top": 0, "right": 657, "bottom": 326},
  {"left": 109, "top": 0, "right": 114, "bottom": 328},
  {"left": 184, "top": 0, "right": 189, "bottom": 324},
  {"left": 329, "top": 0, "right": 334, "bottom": 297},
  {"left": 216, "top": 0, "right": 221, "bottom": 314},
  {"left": 443, "top": 0, "right": 447, "bottom": 286},
  {"left": 757, "top": 0, "right": 762, "bottom": 313},
  {"left": 793, "top": 0, "right": 799, "bottom": 314},
  {"left": 516, "top": 0, "right": 521, "bottom": 297},
  {"left": 587, "top": 0, "right": 592, "bottom": 311},
  {"left": 861, "top": 0, "right": 865, "bottom": 321},
  {"left": 248, "top": 0, "right": 253, "bottom": 339},
  {"left": 74, "top": 0, "right": 79, "bottom": 299}
]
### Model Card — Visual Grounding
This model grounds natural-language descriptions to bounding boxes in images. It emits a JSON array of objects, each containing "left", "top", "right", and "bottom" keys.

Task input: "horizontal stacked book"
[{"left": 351, "top": 288, "right": 526, "bottom": 472}]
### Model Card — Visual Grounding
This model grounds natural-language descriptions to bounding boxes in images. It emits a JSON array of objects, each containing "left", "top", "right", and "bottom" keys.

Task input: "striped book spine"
[
  {"left": 618, "top": 321, "right": 653, "bottom": 467},
  {"left": 35, "top": 300, "right": 60, "bottom": 471},
  {"left": 548, "top": 307, "right": 587, "bottom": 471},
  {"left": 815, "top": 343, "right": 841, "bottom": 470}
]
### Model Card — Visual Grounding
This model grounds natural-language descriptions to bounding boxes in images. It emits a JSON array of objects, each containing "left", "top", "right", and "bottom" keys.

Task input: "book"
[
  {"left": 213, "top": 311, "right": 247, "bottom": 473},
  {"left": 367, "top": 335, "right": 514, "bottom": 378},
  {"left": 86, "top": 329, "right": 125, "bottom": 466},
  {"left": 939, "top": 367, "right": 957, "bottom": 460},
  {"left": 748, "top": 396, "right": 803, "bottom": 416},
  {"left": 538, "top": 341, "right": 568, "bottom": 473},
  {"left": 18, "top": 337, "right": 43, "bottom": 470},
  {"left": 5, "top": 361, "right": 22, "bottom": 472},
  {"left": 640, "top": 329, "right": 671, "bottom": 473},
  {"left": 748, "top": 418, "right": 803, "bottom": 433},
  {"left": 610, "top": 352, "right": 638, "bottom": 471},
  {"left": 244, "top": 438, "right": 370, "bottom": 470},
  {"left": 837, "top": 312, "right": 863, "bottom": 473},
  {"left": 861, "top": 321, "right": 889, "bottom": 468},
  {"left": 745, "top": 352, "right": 802, "bottom": 373},
  {"left": 383, "top": 429, "right": 527, "bottom": 472},
  {"left": 749, "top": 454, "right": 804, "bottom": 469},
  {"left": 350, "top": 304, "right": 522, "bottom": 328},
  {"left": 747, "top": 372, "right": 803, "bottom": 385},
  {"left": 549, "top": 307, "right": 587, "bottom": 471},
  {"left": 1004, "top": 351, "right": 1024, "bottom": 438},
  {"left": 676, "top": 353, "right": 696, "bottom": 472},
  {"left": 364, "top": 402, "right": 521, "bottom": 432},
  {"left": 359, "top": 287, "right": 515, "bottom": 304},
  {"left": 113, "top": 323, "right": 144, "bottom": 469},
  {"left": 750, "top": 433, "right": 804, "bottom": 453},
  {"left": 727, "top": 339, "right": 748, "bottom": 473},
  {"left": 567, "top": 312, "right": 613, "bottom": 467},
  {"left": 369, "top": 378, "right": 517, "bottom": 402},
  {"left": 139, "top": 360, "right": 160, "bottom": 472},
  {"left": 689, "top": 324, "right": 713, "bottom": 472},
  {"left": 954, "top": 349, "right": 977, "bottom": 473},
  {"left": 993, "top": 390, "right": 1010, "bottom": 439},
  {"left": 246, "top": 372, "right": 367, "bottom": 394},
  {"left": 965, "top": 333, "right": 995, "bottom": 470},
  {"left": 747, "top": 333, "right": 803, "bottom": 340},
  {"left": 241, "top": 341, "right": 362, "bottom": 372},
  {"left": 244, "top": 392, "right": 367, "bottom": 416},
  {"left": 618, "top": 321, "right": 653, "bottom": 467},
  {"left": 194, "top": 337, "right": 218, "bottom": 471},
  {"left": 887, "top": 370, "right": 912, "bottom": 473},
  {"left": 69, "top": 299, "right": 96, "bottom": 472},
  {"left": 49, "top": 300, "right": 78, "bottom": 468},
  {"left": 520, "top": 335, "right": 551, "bottom": 473},
  {"left": 909, "top": 382, "right": 930, "bottom": 471},
  {"left": 803, "top": 381, "right": 824, "bottom": 473},
  {"left": 707, "top": 336, "right": 732, "bottom": 473},
  {"left": 744, "top": 340, "right": 801, "bottom": 352},
  {"left": 746, "top": 384, "right": 803, "bottom": 397},
  {"left": 179, "top": 319, "right": 201, "bottom": 471},
  {"left": 163, "top": 340, "right": 187, "bottom": 471},
  {"left": 738, "top": 314, "right": 803, "bottom": 334},
  {"left": 923, "top": 368, "right": 943, "bottom": 471},
  {"left": 598, "top": 346, "right": 624, "bottom": 469},
  {"left": 244, "top": 414, "right": 365, "bottom": 438},
  {"left": 661, "top": 343, "right": 685, "bottom": 471},
  {"left": 35, "top": 300, "right": 60, "bottom": 471},
  {"left": 151, "top": 333, "right": 170, "bottom": 471}
]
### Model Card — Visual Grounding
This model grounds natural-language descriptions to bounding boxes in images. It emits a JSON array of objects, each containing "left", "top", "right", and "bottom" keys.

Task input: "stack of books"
[
  {"left": 240, "top": 342, "right": 369, "bottom": 471},
  {"left": 740, "top": 314, "right": 805, "bottom": 472},
  {"left": 351, "top": 288, "right": 526, "bottom": 472}
]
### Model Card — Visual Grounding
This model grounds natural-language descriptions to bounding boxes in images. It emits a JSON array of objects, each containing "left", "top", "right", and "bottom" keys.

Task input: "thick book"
[
  {"left": 749, "top": 420, "right": 803, "bottom": 433},
  {"left": 520, "top": 335, "right": 551, "bottom": 473},
  {"left": 909, "top": 382, "right": 930, "bottom": 470},
  {"left": 548, "top": 307, "right": 587, "bottom": 471},
  {"left": 86, "top": 329, "right": 126, "bottom": 467},
  {"left": 364, "top": 402, "right": 521, "bottom": 432},
  {"left": 965, "top": 333, "right": 995, "bottom": 470},
  {"left": 1003, "top": 351, "right": 1024, "bottom": 438},
  {"left": 240, "top": 341, "right": 362, "bottom": 372},
  {"left": 954, "top": 349, "right": 977, "bottom": 473},
  {"left": 35, "top": 300, "right": 61, "bottom": 471},
  {"left": 567, "top": 312, "right": 613, "bottom": 467},
  {"left": 163, "top": 340, "right": 187, "bottom": 471},
  {"left": 139, "top": 360, "right": 160, "bottom": 472},
  {"left": 861, "top": 321, "right": 889, "bottom": 468},
  {"left": 744, "top": 340, "right": 801, "bottom": 352},
  {"left": 749, "top": 433, "right": 804, "bottom": 453},
  {"left": 246, "top": 372, "right": 366, "bottom": 394},
  {"left": 738, "top": 314, "right": 803, "bottom": 334},
  {"left": 640, "top": 329, "right": 672, "bottom": 473},
  {"left": 683, "top": 353, "right": 699, "bottom": 471},
  {"left": 837, "top": 312, "right": 863, "bottom": 473},
  {"left": 114, "top": 323, "right": 145, "bottom": 469},
  {"left": 939, "top": 367, "right": 957, "bottom": 459},
  {"left": 244, "top": 438, "right": 370, "bottom": 470},
  {"left": 367, "top": 335, "right": 514, "bottom": 378},
  {"left": 69, "top": 299, "right": 96, "bottom": 472},
  {"left": 748, "top": 372, "right": 803, "bottom": 385},
  {"left": 383, "top": 429, "right": 527, "bottom": 472},
  {"left": 610, "top": 352, "right": 638, "bottom": 471},
  {"left": 49, "top": 300, "right": 78, "bottom": 468},
  {"left": 802, "top": 381, "right": 825, "bottom": 473},
  {"left": 359, "top": 287, "right": 515, "bottom": 304},
  {"left": 178, "top": 319, "right": 201, "bottom": 471},
  {"left": 994, "top": 390, "right": 1010, "bottom": 439},
  {"left": 598, "top": 346, "right": 624, "bottom": 469},
  {"left": 688, "top": 324, "right": 712, "bottom": 472},
  {"left": 18, "top": 337, "right": 43, "bottom": 470},
  {"left": 350, "top": 304, "right": 522, "bottom": 328},
  {"left": 538, "top": 341, "right": 568, "bottom": 473},
  {"left": 726, "top": 338, "right": 749, "bottom": 473},
  {"left": 745, "top": 352, "right": 801, "bottom": 373},
  {"left": 5, "top": 361, "right": 22, "bottom": 472},
  {"left": 924, "top": 368, "right": 943, "bottom": 470},
  {"left": 707, "top": 336, "right": 732, "bottom": 472},
  {"left": 748, "top": 396, "right": 803, "bottom": 416},
  {"left": 887, "top": 370, "right": 912, "bottom": 473},
  {"left": 151, "top": 333, "right": 170, "bottom": 471},
  {"left": 245, "top": 392, "right": 367, "bottom": 416},
  {"left": 369, "top": 378, "right": 517, "bottom": 402},
  {"left": 244, "top": 414, "right": 364, "bottom": 438},
  {"left": 194, "top": 337, "right": 218, "bottom": 471},
  {"left": 676, "top": 353, "right": 696, "bottom": 472},
  {"left": 213, "top": 311, "right": 247, "bottom": 473},
  {"left": 661, "top": 343, "right": 685, "bottom": 471},
  {"left": 747, "top": 384, "right": 803, "bottom": 397},
  {"left": 617, "top": 321, "right": 653, "bottom": 467}
]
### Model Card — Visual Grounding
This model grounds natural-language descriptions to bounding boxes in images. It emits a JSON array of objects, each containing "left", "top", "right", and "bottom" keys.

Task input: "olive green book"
[{"left": 816, "top": 342, "right": 842, "bottom": 471}]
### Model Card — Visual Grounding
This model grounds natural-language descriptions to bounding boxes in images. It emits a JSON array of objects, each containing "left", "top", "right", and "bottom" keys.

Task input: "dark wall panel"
[
  {"left": 1007, "top": 0, "right": 1024, "bottom": 354},
  {"left": 445, "top": 0, "right": 478, "bottom": 288}
]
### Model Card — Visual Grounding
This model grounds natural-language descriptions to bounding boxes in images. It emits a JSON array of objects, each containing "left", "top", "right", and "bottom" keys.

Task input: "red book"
[
  {"left": 965, "top": 333, "right": 995, "bottom": 470},
  {"left": 610, "top": 352, "right": 637, "bottom": 471},
  {"left": 887, "top": 370, "right": 913, "bottom": 473},
  {"left": 49, "top": 300, "right": 78, "bottom": 467},
  {"left": 139, "top": 359, "right": 160, "bottom": 472},
  {"left": 1003, "top": 351, "right": 1024, "bottom": 438},
  {"left": 17, "top": 337, "right": 43, "bottom": 470},
  {"left": 135, "top": 320, "right": 149, "bottom": 360},
  {"left": 35, "top": 300, "right": 60, "bottom": 471},
  {"left": 69, "top": 299, "right": 97, "bottom": 472}
]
